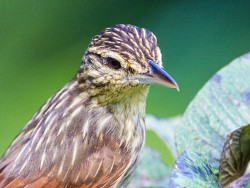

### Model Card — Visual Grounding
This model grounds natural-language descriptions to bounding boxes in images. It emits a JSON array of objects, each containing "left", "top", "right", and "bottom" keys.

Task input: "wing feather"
[
  {"left": 0, "top": 84, "right": 133, "bottom": 187},
  {"left": 0, "top": 149, "right": 130, "bottom": 187}
]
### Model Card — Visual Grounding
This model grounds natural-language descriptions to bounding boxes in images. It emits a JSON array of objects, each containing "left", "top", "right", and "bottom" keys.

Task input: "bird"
[{"left": 0, "top": 24, "right": 178, "bottom": 188}]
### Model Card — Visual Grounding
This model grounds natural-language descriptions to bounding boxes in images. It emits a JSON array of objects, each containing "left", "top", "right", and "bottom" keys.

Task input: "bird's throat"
[{"left": 107, "top": 85, "right": 149, "bottom": 151}]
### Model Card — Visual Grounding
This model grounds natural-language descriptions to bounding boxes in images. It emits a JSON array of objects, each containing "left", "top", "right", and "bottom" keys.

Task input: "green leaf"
[
  {"left": 176, "top": 53, "right": 250, "bottom": 172},
  {"left": 219, "top": 124, "right": 250, "bottom": 186},
  {"left": 170, "top": 150, "right": 221, "bottom": 188},
  {"left": 146, "top": 130, "right": 175, "bottom": 166}
]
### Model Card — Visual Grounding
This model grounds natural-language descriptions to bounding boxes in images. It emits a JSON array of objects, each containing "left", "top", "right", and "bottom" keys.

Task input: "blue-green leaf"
[
  {"left": 170, "top": 150, "right": 221, "bottom": 188},
  {"left": 176, "top": 53, "right": 250, "bottom": 173}
]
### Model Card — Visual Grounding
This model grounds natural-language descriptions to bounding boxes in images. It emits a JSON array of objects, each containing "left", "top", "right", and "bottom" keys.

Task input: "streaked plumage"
[{"left": 0, "top": 24, "right": 178, "bottom": 187}]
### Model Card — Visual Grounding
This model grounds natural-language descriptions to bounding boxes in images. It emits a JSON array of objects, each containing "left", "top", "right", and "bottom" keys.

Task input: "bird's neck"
[
  {"left": 108, "top": 87, "right": 148, "bottom": 123},
  {"left": 106, "top": 86, "right": 149, "bottom": 152},
  {"left": 82, "top": 83, "right": 150, "bottom": 151},
  {"left": 91, "top": 84, "right": 149, "bottom": 128}
]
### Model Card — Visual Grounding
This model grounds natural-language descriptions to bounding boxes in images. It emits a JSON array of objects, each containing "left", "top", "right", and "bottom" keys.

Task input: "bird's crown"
[{"left": 87, "top": 24, "right": 162, "bottom": 73}]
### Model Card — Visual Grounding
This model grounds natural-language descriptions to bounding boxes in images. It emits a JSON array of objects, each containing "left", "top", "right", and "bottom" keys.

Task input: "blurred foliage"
[
  {"left": 129, "top": 116, "right": 179, "bottom": 187},
  {"left": 1, "top": 0, "right": 250, "bottom": 159},
  {"left": 129, "top": 146, "right": 172, "bottom": 188}
]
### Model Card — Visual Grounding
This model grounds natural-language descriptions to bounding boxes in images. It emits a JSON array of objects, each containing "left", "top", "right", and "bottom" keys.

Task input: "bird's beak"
[{"left": 135, "top": 60, "right": 179, "bottom": 91}]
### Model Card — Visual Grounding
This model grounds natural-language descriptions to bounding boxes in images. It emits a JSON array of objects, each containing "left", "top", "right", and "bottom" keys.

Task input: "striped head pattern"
[{"left": 77, "top": 24, "right": 164, "bottom": 104}]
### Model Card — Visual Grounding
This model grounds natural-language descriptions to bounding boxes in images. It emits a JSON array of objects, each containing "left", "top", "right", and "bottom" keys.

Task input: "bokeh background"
[{"left": 0, "top": 0, "right": 250, "bottom": 157}]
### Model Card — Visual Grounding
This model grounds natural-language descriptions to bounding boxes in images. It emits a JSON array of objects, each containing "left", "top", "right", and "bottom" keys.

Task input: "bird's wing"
[
  {"left": 0, "top": 117, "right": 130, "bottom": 187},
  {"left": 0, "top": 135, "right": 130, "bottom": 188},
  {"left": 0, "top": 85, "right": 132, "bottom": 187}
]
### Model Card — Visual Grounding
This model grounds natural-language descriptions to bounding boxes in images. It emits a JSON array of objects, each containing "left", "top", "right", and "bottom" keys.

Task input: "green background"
[{"left": 0, "top": 1, "right": 250, "bottom": 156}]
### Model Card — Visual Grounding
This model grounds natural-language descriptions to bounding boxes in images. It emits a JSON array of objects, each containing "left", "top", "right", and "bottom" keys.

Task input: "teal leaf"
[
  {"left": 176, "top": 53, "right": 250, "bottom": 172},
  {"left": 219, "top": 124, "right": 250, "bottom": 186},
  {"left": 170, "top": 150, "right": 221, "bottom": 188}
]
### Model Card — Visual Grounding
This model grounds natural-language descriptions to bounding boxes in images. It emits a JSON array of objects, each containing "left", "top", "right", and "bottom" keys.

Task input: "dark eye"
[{"left": 106, "top": 57, "right": 121, "bottom": 70}]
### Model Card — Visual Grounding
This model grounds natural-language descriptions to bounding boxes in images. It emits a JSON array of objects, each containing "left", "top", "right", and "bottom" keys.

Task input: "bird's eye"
[{"left": 106, "top": 57, "right": 121, "bottom": 70}]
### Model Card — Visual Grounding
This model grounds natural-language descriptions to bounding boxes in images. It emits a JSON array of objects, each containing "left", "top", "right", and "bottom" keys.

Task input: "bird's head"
[{"left": 77, "top": 24, "right": 178, "bottom": 105}]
